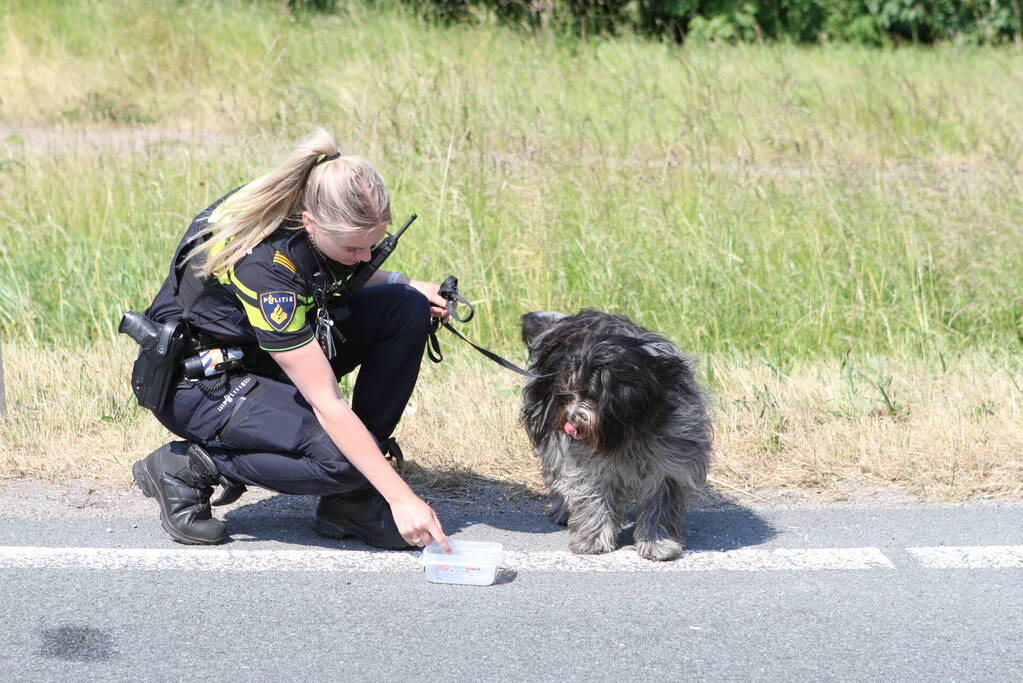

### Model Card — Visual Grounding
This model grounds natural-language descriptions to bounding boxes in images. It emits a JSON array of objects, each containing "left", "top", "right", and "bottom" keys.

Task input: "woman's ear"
[{"left": 301, "top": 211, "right": 316, "bottom": 236}]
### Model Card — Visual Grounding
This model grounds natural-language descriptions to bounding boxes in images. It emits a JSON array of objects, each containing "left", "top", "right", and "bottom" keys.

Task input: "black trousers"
[{"left": 151, "top": 284, "right": 431, "bottom": 496}]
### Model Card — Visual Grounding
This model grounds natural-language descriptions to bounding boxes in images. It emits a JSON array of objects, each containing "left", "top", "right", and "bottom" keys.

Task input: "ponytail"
[{"left": 185, "top": 127, "right": 391, "bottom": 279}]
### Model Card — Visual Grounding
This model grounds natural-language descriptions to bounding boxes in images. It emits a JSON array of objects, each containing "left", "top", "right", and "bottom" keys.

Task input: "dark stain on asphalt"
[{"left": 37, "top": 625, "right": 116, "bottom": 662}]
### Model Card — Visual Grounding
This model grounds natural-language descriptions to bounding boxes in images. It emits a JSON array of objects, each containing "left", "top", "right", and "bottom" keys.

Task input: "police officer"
[{"left": 132, "top": 128, "right": 451, "bottom": 552}]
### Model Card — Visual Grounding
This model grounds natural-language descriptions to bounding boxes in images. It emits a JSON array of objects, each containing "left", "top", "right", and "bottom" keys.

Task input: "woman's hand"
[
  {"left": 407, "top": 279, "right": 450, "bottom": 322},
  {"left": 389, "top": 492, "right": 451, "bottom": 552}
]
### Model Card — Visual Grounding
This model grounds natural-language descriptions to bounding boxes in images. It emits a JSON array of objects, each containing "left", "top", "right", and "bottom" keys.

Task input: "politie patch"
[{"left": 259, "top": 291, "right": 297, "bottom": 332}]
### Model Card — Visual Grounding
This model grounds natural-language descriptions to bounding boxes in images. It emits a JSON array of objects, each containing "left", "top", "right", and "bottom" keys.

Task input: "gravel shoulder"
[{"left": 2, "top": 477, "right": 1019, "bottom": 523}]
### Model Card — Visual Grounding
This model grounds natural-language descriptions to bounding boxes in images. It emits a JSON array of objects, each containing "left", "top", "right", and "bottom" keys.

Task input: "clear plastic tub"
[{"left": 420, "top": 540, "right": 505, "bottom": 586}]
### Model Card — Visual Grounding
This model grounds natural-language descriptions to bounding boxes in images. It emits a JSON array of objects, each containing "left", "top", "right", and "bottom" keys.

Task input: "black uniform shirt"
[{"left": 145, "top": 189, "right": 355, "bottom": 370}]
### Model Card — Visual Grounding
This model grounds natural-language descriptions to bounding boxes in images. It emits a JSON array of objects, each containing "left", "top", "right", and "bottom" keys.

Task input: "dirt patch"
[{"left": 0, "top": 124, "right": 232, "bottom": 156}]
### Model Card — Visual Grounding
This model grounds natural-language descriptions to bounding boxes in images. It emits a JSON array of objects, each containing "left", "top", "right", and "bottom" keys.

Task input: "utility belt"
[{"left": 118, "top": 312, "right": 246, "bottom": 412}]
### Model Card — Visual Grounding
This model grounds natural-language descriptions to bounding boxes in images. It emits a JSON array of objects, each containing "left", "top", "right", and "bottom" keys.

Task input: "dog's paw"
[
  {"left": 636, "top": 538, "right": 684, "bottom": 562},
  {"left": 569, "top": 535, "right": 617, "bottom": 555}
]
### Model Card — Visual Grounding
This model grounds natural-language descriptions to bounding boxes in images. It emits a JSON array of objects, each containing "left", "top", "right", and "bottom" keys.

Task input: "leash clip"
[{"left": 438, "top": 276, "right": 474, "bottom": 323}]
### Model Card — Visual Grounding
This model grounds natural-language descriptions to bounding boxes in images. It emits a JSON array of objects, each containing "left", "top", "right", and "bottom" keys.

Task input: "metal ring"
[{"left": 412, "top": 536, "right": 421, "bottom": 544}]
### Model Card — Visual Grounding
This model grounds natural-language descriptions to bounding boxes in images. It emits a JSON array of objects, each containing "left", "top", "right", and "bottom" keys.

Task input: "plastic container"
[{"left": 420, "top": 540, "right": 505, "bottom": 586}]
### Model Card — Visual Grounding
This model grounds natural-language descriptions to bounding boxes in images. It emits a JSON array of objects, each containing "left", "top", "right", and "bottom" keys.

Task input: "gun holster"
[{"left": 119, "top": 312, "right": 189, "bottom": 413}]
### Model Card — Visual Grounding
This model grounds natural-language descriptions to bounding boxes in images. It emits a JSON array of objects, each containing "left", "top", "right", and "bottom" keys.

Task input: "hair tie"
[{"left": 314, "top": 152, "right": 341, "bottom": 166}]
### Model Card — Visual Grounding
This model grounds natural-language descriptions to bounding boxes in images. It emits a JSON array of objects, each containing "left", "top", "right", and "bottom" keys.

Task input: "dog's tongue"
[{"left": 564, "top": 422, "right": 581, "bottom": 440}]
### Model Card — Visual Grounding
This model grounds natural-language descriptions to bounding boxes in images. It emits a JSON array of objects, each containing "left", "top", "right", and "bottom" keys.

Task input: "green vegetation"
[
  {"left": 2, "top": 0, "right": 1020, "bottom": 361},
  {"left": 1, "top": 0, "right": 1020, "bottom": 498},
  {"left": 400, "top": 0, "right": 1023, "bottom": 45}
]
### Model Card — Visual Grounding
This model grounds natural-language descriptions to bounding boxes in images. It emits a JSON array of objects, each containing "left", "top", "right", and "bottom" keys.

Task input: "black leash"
[{"left": 428, "top": 276, "right": 548, "bottom": 380}]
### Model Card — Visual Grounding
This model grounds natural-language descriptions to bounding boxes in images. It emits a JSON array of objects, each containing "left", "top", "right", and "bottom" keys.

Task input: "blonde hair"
[{"left": 186, "top": 127, "right": 391, "bottom": 278}]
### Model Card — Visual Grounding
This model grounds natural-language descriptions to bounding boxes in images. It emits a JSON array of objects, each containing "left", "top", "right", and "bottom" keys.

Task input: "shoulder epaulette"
[{"left": 273, "top": 250, "right": 297, "bottom": 274}]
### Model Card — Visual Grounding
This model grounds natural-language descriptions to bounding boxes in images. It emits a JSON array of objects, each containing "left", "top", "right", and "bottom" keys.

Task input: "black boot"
[
  {"left": 133, "top": 442, "right": 228, "bottom": 545},
  {"left": 313, "top": 488, "right": 414, "bottom": 550}
]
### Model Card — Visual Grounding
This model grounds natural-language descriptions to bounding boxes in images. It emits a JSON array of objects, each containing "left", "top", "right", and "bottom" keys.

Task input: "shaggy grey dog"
[{"left": 520, "top": 310, "right": 711, "bottom": 561}]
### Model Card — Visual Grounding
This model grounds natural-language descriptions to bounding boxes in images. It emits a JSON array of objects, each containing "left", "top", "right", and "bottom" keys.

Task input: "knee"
[
  {"left": 400, "top": 283, "right": 430, "bottom": 313},
  {"left": 387, "top": 283, "right": 431, "bottom": 328},
  {"left": 350, "top": 283, "right": 432, "bottom": 337}
]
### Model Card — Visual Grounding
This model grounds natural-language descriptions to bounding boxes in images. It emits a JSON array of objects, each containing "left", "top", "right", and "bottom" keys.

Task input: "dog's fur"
[{"left": 520, "top": 310, "right": 711, "bottom": 561}]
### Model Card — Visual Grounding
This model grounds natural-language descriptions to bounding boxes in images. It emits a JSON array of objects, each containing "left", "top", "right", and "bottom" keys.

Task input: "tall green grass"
[{"left": 1, "top": 0, "right": 1021, "bottom": 360}]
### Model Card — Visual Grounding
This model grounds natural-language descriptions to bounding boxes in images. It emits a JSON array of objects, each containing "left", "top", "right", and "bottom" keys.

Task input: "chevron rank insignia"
[
  {"left": 272, "top": 250, "right": 297, "bottom": 274},
  {"left": 259, "top": 291, "right": 297, "bottom": 332}
]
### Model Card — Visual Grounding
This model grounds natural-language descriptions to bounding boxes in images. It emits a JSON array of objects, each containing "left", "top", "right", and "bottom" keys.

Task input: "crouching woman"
[{"left": 131, "top": 128, "right": 450, "bottom": 552}]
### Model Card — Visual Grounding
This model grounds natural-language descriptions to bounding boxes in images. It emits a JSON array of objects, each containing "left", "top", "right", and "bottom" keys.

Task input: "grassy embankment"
[{"left": 1, "top": 0, "right": 1020, "bottom": 499}]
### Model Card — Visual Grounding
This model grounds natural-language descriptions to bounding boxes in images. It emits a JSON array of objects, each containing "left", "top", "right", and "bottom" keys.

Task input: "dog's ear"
[{"left": 520, "top": 311, "right": 566, "bottom": 346}]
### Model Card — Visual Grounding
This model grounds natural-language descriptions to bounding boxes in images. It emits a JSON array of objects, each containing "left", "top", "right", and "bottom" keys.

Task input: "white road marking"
[
  {"left": 1, "top": 545, "right": 1019, "bottom": 573},
  {"left": 0, "top": 547, "right": 421, "bottom": 572},
  {"left": 0, "top": 545, "right": 894, "bottom": 572},
  {"left": 906, "top": 545, "right": 1023, "bottom": 569},
  {"left": 505, "top": 548, "right": 895, "bottom": 571}
]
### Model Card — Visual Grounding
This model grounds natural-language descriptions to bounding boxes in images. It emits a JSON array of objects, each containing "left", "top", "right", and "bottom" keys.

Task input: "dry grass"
[
  {"left": 0, "top": 342, "right": 167, "bottom": 482},
  {"left": 2, "top": 2, "right": 1019, "bottom": 504},
  {"left": 709, "top": 354, "right": 1023, "bottom": 500},
  {"left": 2, "top": 341, "right": 1019, "bottom": 501}
]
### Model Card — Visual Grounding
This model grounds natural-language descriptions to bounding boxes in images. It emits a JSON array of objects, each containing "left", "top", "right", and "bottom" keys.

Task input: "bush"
[{"left": 385, "top": 0, "right": 1023, "bottom": 44}]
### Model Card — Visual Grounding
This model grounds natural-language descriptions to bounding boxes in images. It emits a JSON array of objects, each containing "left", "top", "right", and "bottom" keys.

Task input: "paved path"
[{"left": 0, "top": 485, "right": 1021, "bottom": 681}]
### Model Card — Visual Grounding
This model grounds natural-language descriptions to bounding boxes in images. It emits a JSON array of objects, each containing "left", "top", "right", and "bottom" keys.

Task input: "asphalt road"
[{"left": 0, "top": 483, "right": 1021, "bottom": 682}]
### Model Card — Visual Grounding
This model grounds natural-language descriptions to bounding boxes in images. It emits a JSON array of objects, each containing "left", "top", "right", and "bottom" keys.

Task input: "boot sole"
[{"left": 133, "top": 455, "right": 225, "bottom": 546}]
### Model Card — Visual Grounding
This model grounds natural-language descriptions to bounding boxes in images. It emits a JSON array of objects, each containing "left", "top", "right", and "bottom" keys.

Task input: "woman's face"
[{"left": 303, "top": 213, "right": 387, "bottom": 266}]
